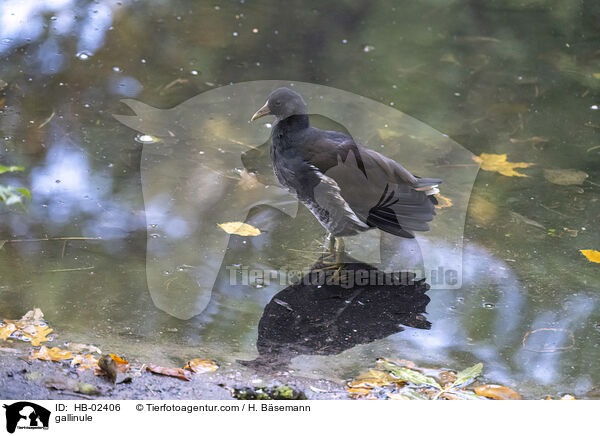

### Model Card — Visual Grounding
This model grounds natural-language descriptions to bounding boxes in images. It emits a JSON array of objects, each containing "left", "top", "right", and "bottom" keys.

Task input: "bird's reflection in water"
[{"left": 240, "top": 257, "right": 431, "bottom": 370}]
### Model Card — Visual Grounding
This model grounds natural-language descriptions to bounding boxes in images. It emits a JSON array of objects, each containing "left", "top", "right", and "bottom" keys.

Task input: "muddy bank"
[{"left": 0, "top": 355, "right": 343, "bottom": 400}]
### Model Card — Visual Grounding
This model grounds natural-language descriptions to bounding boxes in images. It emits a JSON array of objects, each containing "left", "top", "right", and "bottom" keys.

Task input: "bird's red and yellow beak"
[{"left": 251, "top": 102, "right": 271, "bottom": 121}]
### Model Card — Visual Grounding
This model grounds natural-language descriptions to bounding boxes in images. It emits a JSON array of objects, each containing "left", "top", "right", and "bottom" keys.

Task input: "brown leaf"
[
  {"left": 185, "top": 358, "right": 218, "bottom": 374},
  {"left": 543, "top": 168, "right": 588, "bottom": 186},
  {"left": 146, "top": 364, "right": 191, "bottom": 381},
  {"left": 31, "top": 346, "right": 73, "bottom": 362},
  {"left": 474, "top": 384, "right": 521, "bottom": 400}
]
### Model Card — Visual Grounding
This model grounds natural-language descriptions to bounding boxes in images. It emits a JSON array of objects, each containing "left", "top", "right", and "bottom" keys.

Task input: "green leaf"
[
  {"left": 381, "top": 361, "right": 442, "bottom": 389},
  {"left": 452, "top": 363, "right": 483, "bottom": 388},
  {"left": 0, "top": 165, "right": 24, "bottom": 175},
  {"left": 0, "top": 185, "right": 30, "bottom": 205},
  {"left": 17, "top": 188, "right": 31, "bottom": 199}
]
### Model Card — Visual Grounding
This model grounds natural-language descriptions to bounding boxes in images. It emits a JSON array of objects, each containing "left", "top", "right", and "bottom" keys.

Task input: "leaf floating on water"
[
  {"left": 185, "top": 358, "right": 218, "bottom": 374},
  {"left": 452, "top": 363, "right": 483, "bottom": 387},
  {"left": 474, "top": 384, "right": 521, "bottom": 400},
  {"left": 217, "top": 221, "right": 261, "bottom": 236},
  {"left": 0, "top": 165, "right": 24, "bottom": 175},
  {"left": 522, "top": 327, "right": 575, "bottom": 353},
  {"left": 434, "top": 193, "right": 453, "bottom": 209},
  {"left": 31, "top": 346, "right": 73, "bottom": 362},
  {"left": 473, "top": 153, "right": 534, "bottom": 177},
  {"left": 580, "top": 249, "right": 600, "bottom": 263},
  {"left": 146, "top": 364, "right": 191, "bottom": 381},
  {"left": 543, "top": 168, "right": 588, "bottom": 186}
]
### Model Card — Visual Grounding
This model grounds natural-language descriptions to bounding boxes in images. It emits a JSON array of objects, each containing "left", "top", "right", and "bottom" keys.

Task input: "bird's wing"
[
  {"left": 306, "top": 136, "right": 441, "bottom": 238},
  {"left": 358, "top": 146, "right": 441, "bottom": 194}
]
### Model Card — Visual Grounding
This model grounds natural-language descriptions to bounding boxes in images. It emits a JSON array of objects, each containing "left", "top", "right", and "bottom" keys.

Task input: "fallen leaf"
[
  {"left": 108, "top": 353, "right": 130, "bottom": 372},
  {"left": 0, "top": 322, "right": 16, "bottom": 340},
  {"left": 217, "top": 222, "right": 261, "bottom": 236},
  {"left": 347, "top": 370, "right": 395, "bottom": 389},
  {"left": 473, "top": 153, "right": 534, "bottom": 177},
  {"left": 474, "top": 384, "right": 521, "bottom": 400},
  {"left": 185, "top": 358, "right": 219, "bottom": 374},
  {"left": 71, "top": 354, "right": 99, "bottom": 371},
  {"left": 31, "top": 346, "right": 73, "bottom": 362},
  {"left": 382, "top": 362, "right": 442, "bottom": 389},
  {"left": 387, "top": 393, "right": 410, "bottom": 400},
  {"left": 593, "top": 73, "right": 600, "bottom": 79},
  {"left": 434, "top": 193, "right": 453, "bottom": 209},
  {"left": 580, "top": 249, "right": 600, "bottom": 263},
  {"left": 21, "top": 325, "right": 53, "bottom": 346},
  {"left": 452, "top": 363, "right": 483, "bottom": 387},
  {"left": 146, "top": 364, "right": 191, "bottom": 381},
  {"left": 347, "top": 387, "right": 372, "bottom": 396},
  {"left": 522, "top": 327, "right": 575, "bottom": 352},
  {"left": 66, "top": 343, "right": 102, "bottom": 354},
  {"left": 543, "top": 168, "right": 588, "bottom": 185}
]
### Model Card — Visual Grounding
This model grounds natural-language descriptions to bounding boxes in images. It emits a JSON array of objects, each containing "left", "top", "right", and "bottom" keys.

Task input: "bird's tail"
[{"left": 413, "top": 177, "right": 441, "bottom": 196}]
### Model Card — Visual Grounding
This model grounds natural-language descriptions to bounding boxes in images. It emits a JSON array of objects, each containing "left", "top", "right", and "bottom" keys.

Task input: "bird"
[{"left": 251, "top": 87, "right": 441, "bottom": 263}]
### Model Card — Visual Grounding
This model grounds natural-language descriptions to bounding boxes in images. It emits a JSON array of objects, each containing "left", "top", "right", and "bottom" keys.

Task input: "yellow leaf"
[
  {"left": 434, "top": 193, "right": 453, "bottom": 209},
  {"left": 31, "top": 346, "right": 73, "bottom": 361},
  {"left": 580, "top": 249, "right": 600, "bottom": 263},
  {"left": 0, "top": 322, "right": 16, "bottom": 341},
  {"left": 71, "top": 354, "right": 99, "bottom": 370},
  {"left": 347, "top": 387, "right": 372, "bottom": 396},
  {"left": 108, "top": 353, "right": 130, "bottom": 372},
  {"left": 22, "top": 325, "right": 53, "bottom": 346},
  {"left": 593, "top": 73, "right": 600, "bottom": 79},
  {"left": 185, "top": 359, "right": 218, "bottom": 374},
  {"left": 218, "top": 222, "right": 261, "bottom": 236},
  {"left": 473, "top": 153, "right": 534, "bottom": 177}
]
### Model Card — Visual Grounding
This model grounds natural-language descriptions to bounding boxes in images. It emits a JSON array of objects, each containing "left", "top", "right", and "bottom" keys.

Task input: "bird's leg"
[
  {"left": 335, "top": 237, "right": 345, "bottom": 265},
  {"left": 328, "top": 233, "right": 335, "bottom": 255}
]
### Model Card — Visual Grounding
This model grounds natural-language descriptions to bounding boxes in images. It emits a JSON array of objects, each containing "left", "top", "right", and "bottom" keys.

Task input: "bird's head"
[{"left": 251, "top": 87, "right": 308, "bottom": 122}]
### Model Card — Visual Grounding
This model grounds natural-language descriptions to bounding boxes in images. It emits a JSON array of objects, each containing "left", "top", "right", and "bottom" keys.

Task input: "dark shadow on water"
[{"left": 239, "top": 257, "right": 431, "bottom": 371}]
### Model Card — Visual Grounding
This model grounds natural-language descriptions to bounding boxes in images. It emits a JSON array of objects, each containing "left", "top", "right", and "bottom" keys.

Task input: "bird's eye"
[{"left": 274, "top": 101, "right": 281, "bottom": 106}]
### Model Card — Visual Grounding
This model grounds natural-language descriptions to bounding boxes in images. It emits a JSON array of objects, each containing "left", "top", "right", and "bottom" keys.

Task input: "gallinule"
[{"left": 251, "top": 87, "right": 441, "bottom": 260}]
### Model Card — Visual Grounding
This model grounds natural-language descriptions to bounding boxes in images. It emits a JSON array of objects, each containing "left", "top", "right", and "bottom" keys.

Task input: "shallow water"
[{"left": 0, "top": 0, "right": 599, "bottom": 398}]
